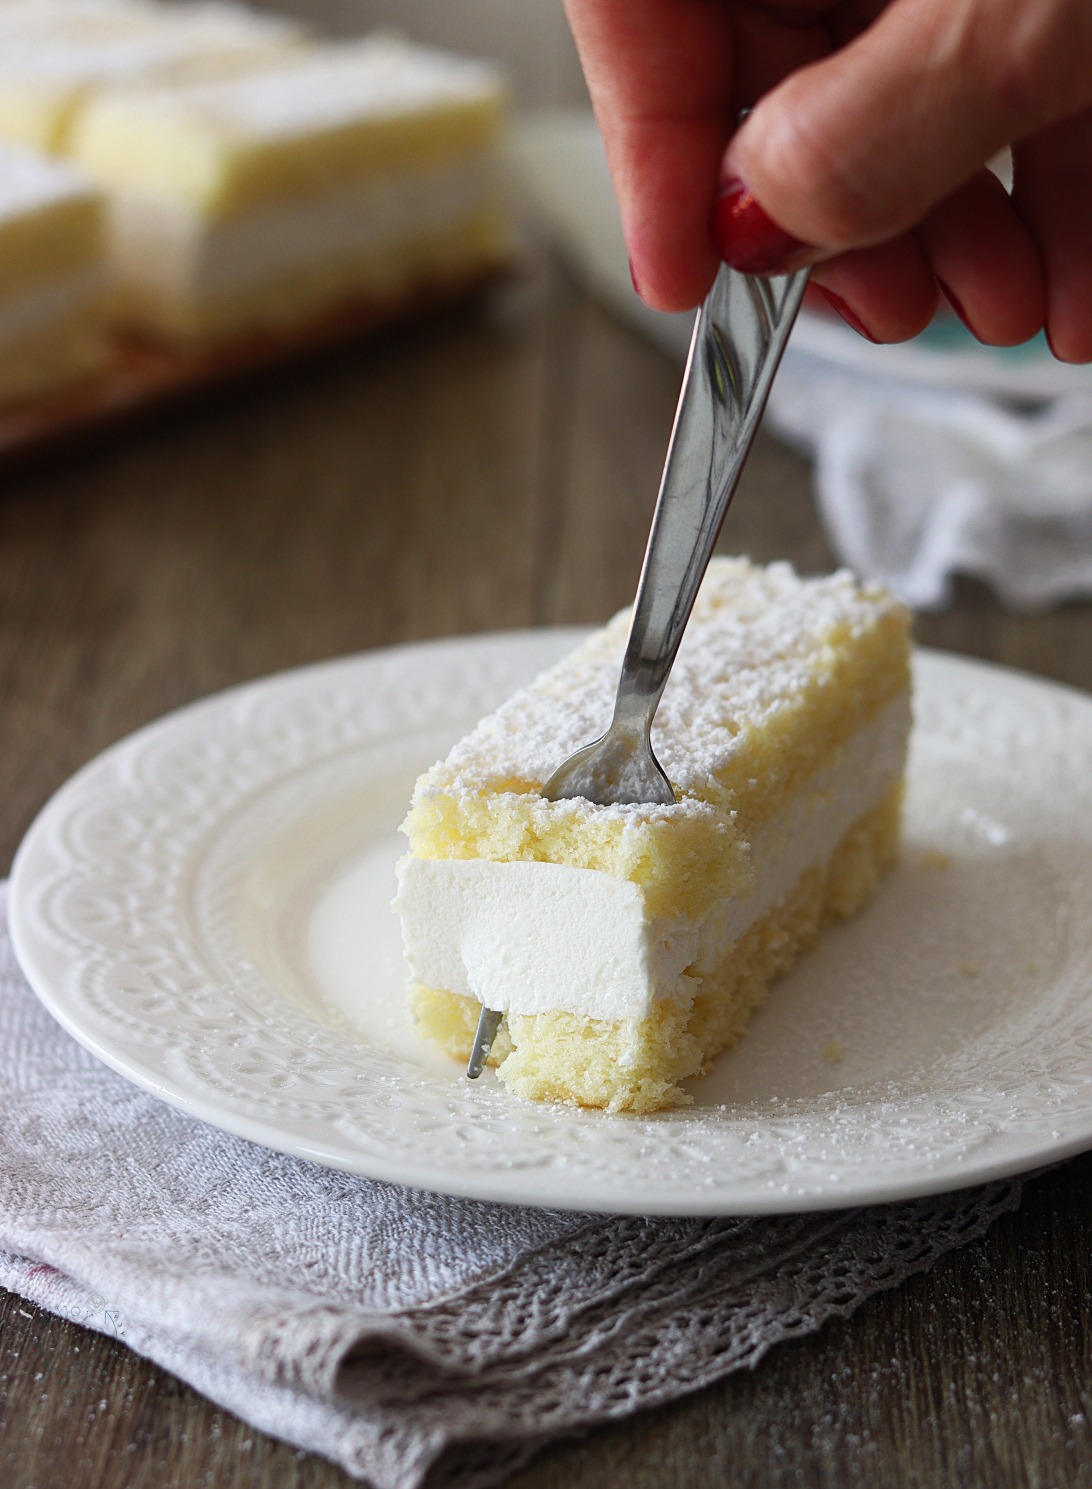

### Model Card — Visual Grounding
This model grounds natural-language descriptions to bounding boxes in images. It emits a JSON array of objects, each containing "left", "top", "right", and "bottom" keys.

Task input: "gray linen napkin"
[{"left": 0, "top": 883, "right": 1022, "bottom": 1488}]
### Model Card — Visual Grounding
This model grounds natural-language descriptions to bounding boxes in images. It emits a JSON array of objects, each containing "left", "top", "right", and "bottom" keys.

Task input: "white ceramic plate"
[{"left": 9, "top": 634, "right": 1092, "bottom": 1215}]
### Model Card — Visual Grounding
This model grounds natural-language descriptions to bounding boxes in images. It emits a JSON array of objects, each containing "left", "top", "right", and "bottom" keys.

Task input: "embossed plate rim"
[{"left": 8, "top": 634, "right": 1092, "bottom": 1215}]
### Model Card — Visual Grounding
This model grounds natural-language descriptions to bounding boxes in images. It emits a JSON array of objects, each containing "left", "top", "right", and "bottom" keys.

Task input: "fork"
[{"left": 466, "top": 260, "right": 809, "bottom": 1079}]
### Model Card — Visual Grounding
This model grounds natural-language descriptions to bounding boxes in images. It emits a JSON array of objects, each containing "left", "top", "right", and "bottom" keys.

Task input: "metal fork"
[{"left": 466, "top": 260, "right": 809, "bottom": 1079}]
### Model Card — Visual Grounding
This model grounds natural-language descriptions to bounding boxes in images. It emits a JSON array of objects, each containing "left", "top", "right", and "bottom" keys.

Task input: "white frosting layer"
[
  {"left": 0, "top": 264, "right": 105, "bottom": 347},
  {"left": 107, "top": 152, "right": 499, "bottom": 299},
  {"left": 396, "top": 859, "right": 698, "bottom": 1023},
  {"left": 0, "top": 140, "right": 98, "bottom": 217},
  {"left": 77, "top": 35, "right": 502, "bottom": 142},
  {"left": 395, "top": 696, "right": 910, "bottom": 1021},
  {"left": 0, "top": 2, "right": 301, "bottom": 87}
]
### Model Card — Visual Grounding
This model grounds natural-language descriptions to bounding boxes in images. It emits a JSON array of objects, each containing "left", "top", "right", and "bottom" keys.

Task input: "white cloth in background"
[
  {"left": 767, "top": 357, "right": 1092, "bottom": 610},
  {"left": 0, "top": 881, "right": 1023, "bottom": 1488},
  {"left": 508, "top": 110, "right": 1092, "bottom": 611}
]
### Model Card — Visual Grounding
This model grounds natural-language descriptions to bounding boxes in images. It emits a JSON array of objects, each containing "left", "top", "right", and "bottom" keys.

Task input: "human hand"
[{"left": 563, "top": 0, "right": 1092, "bottom": 360}]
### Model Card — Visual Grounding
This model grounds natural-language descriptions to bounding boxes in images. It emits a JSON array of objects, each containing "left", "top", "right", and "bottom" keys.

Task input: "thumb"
[{"left": 721, "top": 0, "right": 1092, "bottom": 258}]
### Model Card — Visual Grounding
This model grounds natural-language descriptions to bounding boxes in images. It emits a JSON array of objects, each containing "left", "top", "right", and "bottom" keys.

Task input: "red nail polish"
[
  {"left": 817, "top": 287, "right": 879, "bottom": 344},
  {"left": 936, "top": 278, "right": 979, "bottom": 341},
  {"left": 628, "top": 255, "right": 641, "bottom": 297},
  {"left": 710, "top": 175, "right": 813, "bottom": 275}
]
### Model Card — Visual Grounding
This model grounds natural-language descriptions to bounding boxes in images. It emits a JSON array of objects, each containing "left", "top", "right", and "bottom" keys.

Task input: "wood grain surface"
[{"left": 1, "top": 252, "right": 1090, "bottom": 1489}]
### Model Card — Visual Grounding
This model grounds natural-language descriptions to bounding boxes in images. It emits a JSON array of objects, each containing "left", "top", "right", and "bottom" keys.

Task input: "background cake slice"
[
  {"left": 67, "top": 34, "right": 509, "bottom": 342},
  {"left": 0, "top": 0, "right": 305, "bottom": 154},
  {"left": 0, "top": 141, "right": 108, "bottom": 404},
  {"left": 396, "top": 558, "right": 912, "bottom": 1113}
]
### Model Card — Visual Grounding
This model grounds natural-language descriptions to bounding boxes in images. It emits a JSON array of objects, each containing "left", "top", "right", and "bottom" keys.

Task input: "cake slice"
[
  {"left": 395, "top": 558, "right": 912, "bottom": 1113},
  {"left": 67, "top": 34, "right": 509, "bottom": 342},
  {"left": 0, "top": 0, "right": 305, "bottom": 153},
  {"left": 0, "top": 142, "right": 108, "bottom": 404}
]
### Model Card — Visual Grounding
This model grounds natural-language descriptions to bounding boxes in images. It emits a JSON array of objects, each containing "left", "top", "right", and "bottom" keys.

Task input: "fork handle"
[{"left": 611, "top": 264, "right": 809, "bottom": 738}]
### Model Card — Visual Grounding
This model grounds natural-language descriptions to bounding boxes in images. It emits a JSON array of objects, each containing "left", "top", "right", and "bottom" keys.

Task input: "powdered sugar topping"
[
  {"left": 79, "top": 34, "right": 503, "bottom": 140},
  {"left": 419, "top": 559, "right": 906, "bottom": 812},
  {"left": 0, "top": 2, "right": 300, "bottom": 87}
]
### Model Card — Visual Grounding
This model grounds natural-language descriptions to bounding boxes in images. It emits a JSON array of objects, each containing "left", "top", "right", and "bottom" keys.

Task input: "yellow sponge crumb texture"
[
  {"left": 411, "top": 785, "right": 902, "bottom": 1113},
  {"left": 0, "top": 0, "right": 305, "bottom": 154},
  {"left": 404, "top": 560, "right": 910, "bottom": 921},
  {"left": 401, "top": 560, "right": 912, "bottom": 1111},
  {"left": 0, "top": 144, "right": 109, "bottom": 403},
  {"left": 69, "top": 38, "right": 506, "bottom": 218},
  {"left": 0, "top": 183, "right": 101, "bottom": 294}
]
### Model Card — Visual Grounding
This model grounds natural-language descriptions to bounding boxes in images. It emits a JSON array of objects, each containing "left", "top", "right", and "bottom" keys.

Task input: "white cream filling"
[
  {"left": 0, "top": 263, "right": 105, "bottom": 349},
  {"left": 396, "top": 859, "right": 698, "bottom": 1024},
  {"left": 395, "top": 695, "right": 910, "bottom": 1022},
  {"left": 107, "top": 152, "right": 501, "bottom": 303}
]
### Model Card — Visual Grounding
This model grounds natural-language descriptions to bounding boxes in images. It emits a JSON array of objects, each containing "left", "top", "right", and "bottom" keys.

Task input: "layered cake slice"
[
  {"left": 0, "top": 142, "right": 108, "bottom": 404},
  {"left": 0, "top": 0, "right": 305, "bottom": 153},
  {"left": 67, "top": 34, "right": 509, "bottom": 342},
  {"left": 396, "top": 558, "right": 912, "bottom": 1113}
]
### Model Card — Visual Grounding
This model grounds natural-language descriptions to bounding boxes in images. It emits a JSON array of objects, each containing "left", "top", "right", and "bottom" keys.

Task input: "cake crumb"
[
  {"left": 921, "top": 850, "right": 951, "bottom": 871},
  {"left": 957, "top": 959, "right": 980, "bottom": 978},
  {"left": 822, "top": 1040, "right": 845, "bottom": 1065}
]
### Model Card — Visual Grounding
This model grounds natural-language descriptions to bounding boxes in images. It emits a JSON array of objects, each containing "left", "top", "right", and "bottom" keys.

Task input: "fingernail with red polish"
[
  {"left": 818, "top": 287, "right": 879, "bottom": 344},
  {"left": 1044, "top": 323, "right": 1074, "bottom": 362},
  {"left": 710, "top": 175, "right": 814, "bottom": 276},
  {"left": 937, "top": 278, "right": 979, "bottom": 341}
]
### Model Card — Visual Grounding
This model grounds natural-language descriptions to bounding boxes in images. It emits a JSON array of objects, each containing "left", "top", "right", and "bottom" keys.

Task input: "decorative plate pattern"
[{"left": 9, "top": 635, "right": 1092, "bottom": 1215}]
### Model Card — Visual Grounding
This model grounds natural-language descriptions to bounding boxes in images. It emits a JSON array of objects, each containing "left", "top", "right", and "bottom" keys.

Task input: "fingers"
[
  {"left": 562, "top": 0, "right": 830, "bottom": 309},
  {"left": 810, "top": 234, "right": 938, "bottom": 342},
  {"left": 610, "top": 117, "right": 726, "bottom": 309},
  {"left": 1013, "top": 108, "right": 1092, "bottom": 362},
  {"left": 724, "top": 0, "right": 1092, "bottom": 255},
  {"left": 562, "top": 0, "right": 735, "bottom": 309},
  {"left": 916, "top": 169, "right": 1045, "bottom": 345},
  {"left": 794, "top": 170, "right": 1046, "bottom": 347},
  {"left": 565, "top": 0, "right": 1092, "bottom": 355},
  {"left": 715, "top": 0, "right": 1082, "bottom": 351}
]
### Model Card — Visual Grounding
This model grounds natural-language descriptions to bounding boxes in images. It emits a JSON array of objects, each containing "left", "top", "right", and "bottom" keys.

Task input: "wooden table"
[{"left": 1, "top": 254, "right": 1090, "bottom": 1489}]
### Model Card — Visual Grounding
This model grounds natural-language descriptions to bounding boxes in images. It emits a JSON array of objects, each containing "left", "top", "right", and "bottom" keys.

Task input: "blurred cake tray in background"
[
  {"left": 0, "top": 9, "right": 512, "bottom": 461},
  {"left": 0, "top": 0, "right": 308, "bottom": 154},
  {"left": 0, "top": 264, "right": 504, "bottom": 464},
  {"left": 69, "top": 35, "right": 510, "bottom": 344},
  {"left": 0, "top": 141, "right": 110, "bottom": 409}
]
